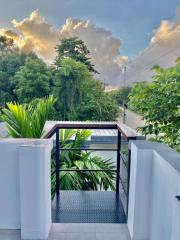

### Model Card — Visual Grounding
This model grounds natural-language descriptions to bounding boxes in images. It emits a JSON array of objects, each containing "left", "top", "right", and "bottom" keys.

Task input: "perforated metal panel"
[{"left": 52, "top": 191, "right": 126, "bottom": 223}]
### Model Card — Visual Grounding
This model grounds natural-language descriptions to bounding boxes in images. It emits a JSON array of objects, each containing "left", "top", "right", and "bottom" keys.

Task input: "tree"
[
  {"left": 51, "top": 129, "right": 116, "bottom": 196},
  {"left": 13, "top": 55, "right": 54, "bottom": 103},
  {"left": 109, "top": 87, "right": 132, "bottom": 106},
  {"left": 0, "top": 35, "right": 18, "bottom": 57},
  {"left": 129, "top": 59, "right": 180, "bottom": 151},
  {"left": 0, "top": 52, "right": 28, "bottom": 107},
  {"left": 55, "top": 37, "right": 99, "bottom": 74},
  {"left": 54, "top": 58, "right": 90, "bottom": 120},
  {"left": 128, "top": 82, "right": 149, "bottom": 113},
  {"left": 76, "top": 79, "right": 119, "bottom": 121},
  {"left": 54, "top": 58, "right": 119, "bottom": 121},
  {"left": 1, "top": 96, "right": 55, "bottom": 138}
]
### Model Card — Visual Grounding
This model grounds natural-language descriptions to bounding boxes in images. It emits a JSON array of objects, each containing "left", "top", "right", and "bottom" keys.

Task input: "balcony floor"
[
  {"left": 0, "top": 224, "right": 131, "bottom": 240},
  {"left": 52, "top": 191, "right": 126, "bottom": 223}
]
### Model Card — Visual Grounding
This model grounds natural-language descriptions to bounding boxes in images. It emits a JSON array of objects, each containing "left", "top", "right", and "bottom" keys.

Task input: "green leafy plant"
[
  {"left": 129, "top": 59, "right": 180, "bottom": 151},
  {"left": 109, "top": 87, "right": 131, "bottom": 106},
  {"left": 54, "top": 58, "right": 119, "bottom": 121},
  {"left": 51, "top": 129, "right": 116, "bottom": 196},
  {"left": 13, "top": 55, "right": 54, "bottom": 103},
  {"left": 0, "top": 38, "right": 119, "bottom": 122},
  {"left": 1, "top": 96, "right": 55, "bottom": 138}
]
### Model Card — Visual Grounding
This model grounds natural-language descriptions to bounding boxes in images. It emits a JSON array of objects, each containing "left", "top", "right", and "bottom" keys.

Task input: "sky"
[{"left": 0, "top": 0, "right": 180, "bottom": 86}]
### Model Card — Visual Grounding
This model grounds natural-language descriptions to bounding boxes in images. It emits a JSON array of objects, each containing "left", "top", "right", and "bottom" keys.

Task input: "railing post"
[
  {"left": 116, "top": 130, "right": 121, "bottom": 195},
  {"left": 55, "top": 128, "right": 60, "bottom": 195}
]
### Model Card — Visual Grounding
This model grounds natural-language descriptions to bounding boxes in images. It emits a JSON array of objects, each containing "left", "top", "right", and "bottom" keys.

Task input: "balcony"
[
  {"left": 0, "top": 121, "right": 179, "bottom": 240},
  {"left": 43, "top": 121, "right": 144, "bottom": 224}
]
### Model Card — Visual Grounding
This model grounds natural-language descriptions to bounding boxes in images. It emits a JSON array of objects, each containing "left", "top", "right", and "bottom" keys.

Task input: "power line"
[
  {"left": 135, "top": 24, "right": 179, "bottom": 57},
  {"left": 125, "top": 22, "right": 180, "bottom": 79},
  {"left": 127, "top": 45, "right": 180, "bottom": 79}
]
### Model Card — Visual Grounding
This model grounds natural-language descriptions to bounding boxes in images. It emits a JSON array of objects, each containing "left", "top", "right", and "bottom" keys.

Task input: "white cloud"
[
  {"left": 126, "top": 7, "right": 180, "bottom": 85},
  {"left": 0, "top": 10, "right": 127, "bottom": 86},
  {"left": 59, "top": 17, "right": 128, "bottom": 85},
  {"left": 2, "top": 8, "right": 179, "bottom": 87},
  {"left": 11, "top": 10, "right": 59, "bottom": 61}
]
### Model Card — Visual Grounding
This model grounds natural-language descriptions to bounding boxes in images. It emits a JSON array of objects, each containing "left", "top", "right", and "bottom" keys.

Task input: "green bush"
[{"left": 129, "top": 59, "right": 180, "bottom": 151}]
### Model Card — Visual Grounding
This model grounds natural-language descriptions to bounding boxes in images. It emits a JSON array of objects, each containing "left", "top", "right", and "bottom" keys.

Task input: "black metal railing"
[
  {"left": 44, "top": 121, "right": 143, "bottom": 217},
  {"left": 176, "top": 196, "right": 180, "bottom": 201}
]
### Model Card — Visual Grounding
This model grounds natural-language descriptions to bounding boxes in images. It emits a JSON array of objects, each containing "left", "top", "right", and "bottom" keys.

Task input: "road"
[{"left": 118, "top": 107, "right": 145, "bottom": 131}]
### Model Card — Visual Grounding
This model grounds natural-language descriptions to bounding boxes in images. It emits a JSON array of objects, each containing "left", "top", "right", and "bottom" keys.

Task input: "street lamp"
[{"left": 123, "top": 101, "right": 128, "bottom": 124}]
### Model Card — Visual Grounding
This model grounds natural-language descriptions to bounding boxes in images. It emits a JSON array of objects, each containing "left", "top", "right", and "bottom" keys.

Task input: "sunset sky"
[{"left": 0, "top": 0, "right": 180, "bottom": 85}]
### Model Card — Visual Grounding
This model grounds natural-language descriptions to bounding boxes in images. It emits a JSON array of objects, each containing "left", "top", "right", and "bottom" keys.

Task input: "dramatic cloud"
[
  {"left": 0, "top": 10, "right": 127, "bottom": 86},
  {"left": 126, "top": 7, "right": 180, "bottom": 85},
  {"left": 12, "top": 10, "right": 59, "bottom": 61},
  {"left": 0, "top": 28, "right": 34, "bottom": 53},
  {"left": 1, "top": 8, "right": 179, "bottom": 86},
  {"left": 59, "top": 18, "right": 128, "bottom": 85}
]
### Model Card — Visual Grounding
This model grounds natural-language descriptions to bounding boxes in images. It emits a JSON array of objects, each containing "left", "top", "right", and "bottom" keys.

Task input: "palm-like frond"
[
  {"left": 31, "top": 95, "right": 54, "bottom": 137},
  {"left": 1, "top": 103, "right": 32, "bottom": 137},
  {"left": 1, "top": 96, "right": 54, "bottom": 138}
]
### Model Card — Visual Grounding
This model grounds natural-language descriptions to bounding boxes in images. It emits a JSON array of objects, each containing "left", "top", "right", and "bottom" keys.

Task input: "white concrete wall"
[
  {"left": 0, "top": 140, "right": 22, "bottom": 229},
  {"left": 0, "top": 139, "right": 52, "bottom": 240},
  {"left": 128, "top": 140, "right": 180, "bottom": 240}
]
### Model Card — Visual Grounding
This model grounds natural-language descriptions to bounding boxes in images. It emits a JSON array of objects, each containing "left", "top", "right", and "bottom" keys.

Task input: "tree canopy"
[
  {"left": 109, "top": 86, "right": 132, "bottom": 106},
  {"left": 0, "top": 52, "right": 28, "bottom": 107},
  {"left": 0, "top": 35, "right": 17, "bottom": 57},
  {"left": 0, "top": 37, "right": 119, "bottom": 122},
  {"left": 13, "top": 55, "right": 54, "bottom": 103},
  {"left": 54, "top": 58, "right": 119, "bottom": 121},
  {"left": 129, "top": 59, "right": 180, "bottom": 151},
  {"left": 55, "top": 37, "right": 99, "bottom": 74}
]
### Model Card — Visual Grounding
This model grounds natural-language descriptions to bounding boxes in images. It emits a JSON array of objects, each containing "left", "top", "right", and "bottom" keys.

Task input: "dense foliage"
[
  {"left": 129, "top": 59, "right": 180, "bottom": 151},
  {"left": 1, "top": 96, "right": 54, "bottom": 138},
  {"left": 54, "top": 58, "right": 119, "bottom": 120},
  {"left": 0, "top": 52, "right": 28, "bottom": 107},
  {"left": 0, "top": 36, "right": 119, "bottom": 121},
  {"left": 51, "top": 129, "right": 116, "bottom": 195},
  {"left": 109, "top": 86, "right": 131, "bottom": 106},
  {"left": 13, "top": 55, "right": 54, "bottom": 103}
]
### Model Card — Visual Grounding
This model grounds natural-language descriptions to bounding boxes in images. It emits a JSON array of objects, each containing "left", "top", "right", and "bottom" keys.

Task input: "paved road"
[{"left": 118, "top": 107, "right": 145, "bottom": 131}]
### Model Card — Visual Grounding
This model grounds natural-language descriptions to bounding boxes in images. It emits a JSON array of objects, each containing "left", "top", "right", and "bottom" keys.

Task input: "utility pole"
[{"left": 122, "top": 65, "right": 127, "bottom": 124}]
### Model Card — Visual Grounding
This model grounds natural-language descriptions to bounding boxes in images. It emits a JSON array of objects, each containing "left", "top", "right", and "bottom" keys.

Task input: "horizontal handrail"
[
  {"left": 59, "top": 148, "right": 118, "bottom": 151},
  {"left": 53, "top": 169, "right": 117, "bottom": 172},
  {"left": 43, "top": 121, "right": 143, "bottom": 140},
  {"left": 43, "top": 121, "right": 116, "bottom": 138}
]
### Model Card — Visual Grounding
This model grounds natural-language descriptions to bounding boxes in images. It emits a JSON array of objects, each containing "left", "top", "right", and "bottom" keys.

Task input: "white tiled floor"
[
  {"left": 50, "top": 223, "right": 131, "bottom": 240},
  {"left": 0, "top": 230, "right": 20, "bottom": 240},
  {"left": 0, "top": 224, "right": 131, "bottom": 240}
]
